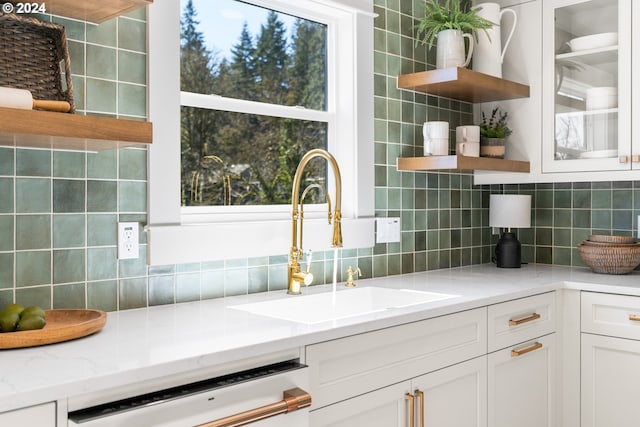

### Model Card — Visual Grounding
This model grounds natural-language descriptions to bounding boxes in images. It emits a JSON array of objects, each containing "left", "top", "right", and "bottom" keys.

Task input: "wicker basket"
[
  {"left": 578, "top": 244, "right": 640, "bottom": 274},
  {"left": 0, "top": 13, "right": 75, "bottom": 113},
  {"left": 588, "top": 234, "right": 637, "bottom": 244}
]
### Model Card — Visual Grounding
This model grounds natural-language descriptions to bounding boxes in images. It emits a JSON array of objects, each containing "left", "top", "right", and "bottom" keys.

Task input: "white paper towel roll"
[{"left": 0, "top": 87, "right": 33, "bottom": 110}]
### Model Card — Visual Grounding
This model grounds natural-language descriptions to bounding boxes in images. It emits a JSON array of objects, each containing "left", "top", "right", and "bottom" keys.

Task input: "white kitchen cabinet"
[
  {"left": 309, "top": 381, "right": 410, "bottom": 427},
  {"left": 311, "top": 357, "right": 486, "bottom": 427},
  {"left": 488, "top": 333, "right": 557, "bottom": 427},
  {"left": 580, "top": 291, "right": 640, "bottom": 427},
  {"left": 542, "top": 0, "right": 631, "bottom": 173},
  {"left": 0, "top": 402, "right": 55, "bottom": 426}
]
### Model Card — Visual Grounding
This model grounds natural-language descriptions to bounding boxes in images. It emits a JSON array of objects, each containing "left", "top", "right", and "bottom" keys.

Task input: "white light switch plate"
[
  {"left": 118, "top": 222, "right": 139, "bottom": 259},
  {"left": 376, "top": 218, "right": 401, "bottom": 243}
]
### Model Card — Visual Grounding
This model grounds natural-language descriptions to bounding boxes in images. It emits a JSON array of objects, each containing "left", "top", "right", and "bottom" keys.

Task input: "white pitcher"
[
  {"left": 472, "top": 2, "right": 517, "bottom": 78},
  {"left": 436, "top": 29, "right": 474, "bottom": 69}
]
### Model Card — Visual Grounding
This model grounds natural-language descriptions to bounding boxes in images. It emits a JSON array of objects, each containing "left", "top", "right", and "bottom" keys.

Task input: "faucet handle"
[
  {"left": 304, "top": 249, "right": 313, "bottom": 273},
  {"left": 345, "top": 266, "right": 362, "bottom": 287}
]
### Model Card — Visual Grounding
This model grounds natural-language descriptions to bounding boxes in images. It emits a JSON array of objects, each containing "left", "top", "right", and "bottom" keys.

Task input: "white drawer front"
[
  {"left": 581, "top": 292, "right": 640, "bottom": 340},
  {"left": 488, "top": 292, "right": 555, "bottom": 352},
  {"left": 306, "top": 307, "right": 487, "bottom": 409}
]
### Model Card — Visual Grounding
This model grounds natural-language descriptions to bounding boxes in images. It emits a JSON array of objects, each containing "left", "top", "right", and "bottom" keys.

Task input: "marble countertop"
[{"left": 2, "top": 263, "right": 640, "bottom": 414}]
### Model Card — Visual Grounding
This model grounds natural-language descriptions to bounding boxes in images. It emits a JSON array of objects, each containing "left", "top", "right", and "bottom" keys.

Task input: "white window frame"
[{"left": 147, "top": 0, "right": 375, "bottom": 265}]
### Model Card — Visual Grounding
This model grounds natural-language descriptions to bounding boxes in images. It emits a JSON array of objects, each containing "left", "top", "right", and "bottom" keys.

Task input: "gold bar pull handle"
[
  {"left": 511, "top": 342, "right": 543, "bottom": 357},
  {"left": 415, "top": 390, "right": 425, "bottom": 427},
  {"left": 629, "top": 314, "right": 640, "bottom": 321},
  {"left": 405, "top": 393, "right": 415, "bottom": 427},
  {"left": 196, "top": 387, "right": 312, "bottom": 427},
  {"left": 509, "top": 312, "right": 541, "bottom": 326}
]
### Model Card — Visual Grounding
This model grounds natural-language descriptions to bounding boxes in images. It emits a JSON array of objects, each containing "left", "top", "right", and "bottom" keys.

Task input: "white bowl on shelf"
[
  {"left": 586, "top": 86, "right": 617, "bottom": 111},
  {"left": 568, "top": 32, "right": 618, "bottom": 52}
]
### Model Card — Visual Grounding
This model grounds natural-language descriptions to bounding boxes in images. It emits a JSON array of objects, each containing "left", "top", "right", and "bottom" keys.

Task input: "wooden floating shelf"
[
  {"left": 41, "top": 0, "right": 153, "bottom": 23},
  {"left": 397, "top": 155, "right": 530, "bottom": 173},
  {"left": 397, "top": 67, "right": 529, "bottom": 103},
  {"left": 0, "top": 107, "right": 152, "bottom": 151}
]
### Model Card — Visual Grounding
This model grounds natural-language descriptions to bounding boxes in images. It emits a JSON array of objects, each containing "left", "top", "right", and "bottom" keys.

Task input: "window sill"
[{"left": 146, "top": 217, "right": 375, "bottom": 265}]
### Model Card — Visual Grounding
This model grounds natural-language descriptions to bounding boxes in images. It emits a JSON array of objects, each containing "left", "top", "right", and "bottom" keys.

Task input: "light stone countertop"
[{"left": 2, "top": 263, "right": 640, "bottom": 414}]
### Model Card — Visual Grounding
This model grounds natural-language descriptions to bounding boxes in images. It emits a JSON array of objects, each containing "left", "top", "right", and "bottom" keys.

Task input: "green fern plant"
[{"left": 416, "top": 0, "right": 494, "bottom": 49}]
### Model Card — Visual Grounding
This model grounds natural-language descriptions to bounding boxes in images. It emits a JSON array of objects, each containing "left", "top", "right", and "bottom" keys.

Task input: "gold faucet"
[{"left": 288, "top": 149, "right": 343, "bottom": 295}]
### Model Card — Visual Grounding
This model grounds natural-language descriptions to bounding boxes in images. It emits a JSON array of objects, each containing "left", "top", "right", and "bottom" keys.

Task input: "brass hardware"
[
  {"left": 629, "top": 314, "right": 640, "bottom": 322},
  {"left": 509, "top": 312, "right": 541, "bottom": 326},
  {"left": 620, "top": 155, "right": 630, "bottom": 164},
  {"left": 196, "top": 387, "right": 311, "bottom": 427},
  {"left": 345, "top": 266, "right": 362, "bottom": 287},
  {"left": 511, "top": 341, "right": 543, "bottom": 357},
  {"left": 288, "top": 149, "right": 343, "bottom": 295},
  {"left": 415, "top": 390, "right": 424, "bottom": 427},
  {"left": 405, "top": 393, "right": 415, "bottom": 427},
  {"left": 633, "top": 155, "right": 640, "bottom": 163}
]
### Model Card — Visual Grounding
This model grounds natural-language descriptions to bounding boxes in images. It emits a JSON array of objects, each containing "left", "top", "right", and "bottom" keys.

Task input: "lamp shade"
[{"left": 489, "top": 194, "right": 531, "bottom": 229}]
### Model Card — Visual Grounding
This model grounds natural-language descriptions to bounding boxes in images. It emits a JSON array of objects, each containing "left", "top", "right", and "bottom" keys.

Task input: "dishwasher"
[{"left": 67, "top": 359, "right": 310, "bottom": 427}]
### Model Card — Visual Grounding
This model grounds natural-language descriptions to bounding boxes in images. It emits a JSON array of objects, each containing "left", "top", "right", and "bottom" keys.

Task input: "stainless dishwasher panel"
[{"left": 68, "top": 360, "right": 310, "bottom": 427}]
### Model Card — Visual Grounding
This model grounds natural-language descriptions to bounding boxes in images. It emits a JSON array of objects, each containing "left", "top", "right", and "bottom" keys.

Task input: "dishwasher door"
[{"left": 68, "top": 360, "right": 310, "bottom": 427}]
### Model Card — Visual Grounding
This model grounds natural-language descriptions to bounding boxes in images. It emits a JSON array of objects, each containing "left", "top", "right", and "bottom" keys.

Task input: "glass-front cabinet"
[{"left": 543, "top": 0, "right": 631, "bottom": 173}]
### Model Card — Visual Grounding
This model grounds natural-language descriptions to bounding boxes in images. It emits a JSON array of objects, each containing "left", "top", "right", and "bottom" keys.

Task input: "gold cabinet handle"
[
  {"left": 196, "top": 387, "right": 311, "bottom": 427},
  {"left": 620, "top": 155, "right": 630, "bottom": 164},
  {"left": 629, "top": 314, "right": 640, "bottom": 321},
  {"left": 509, "top": 312, "right": 541, "bottom": 326},
  {"left": 406, "top": 393, "right": 415, "bottom": 427},
  {"left": 415, "top": 390, "right": 424, "bottom": 427},
  {"left": 511, "top": 341, "right": 543, "bottom": 357},
  {"left": 633, "top": 155, "right": 640, "bottom": 163}
]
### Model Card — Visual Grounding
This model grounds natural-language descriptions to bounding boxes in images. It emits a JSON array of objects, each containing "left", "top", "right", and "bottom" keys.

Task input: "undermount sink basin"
[{"left": 229, "top": 287, "right": 458, "bottom": 324}]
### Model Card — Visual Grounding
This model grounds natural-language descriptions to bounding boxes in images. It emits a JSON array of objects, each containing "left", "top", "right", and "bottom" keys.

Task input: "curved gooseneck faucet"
[{"left": 288, "top": 149, "right": 343, "bottom": 295}]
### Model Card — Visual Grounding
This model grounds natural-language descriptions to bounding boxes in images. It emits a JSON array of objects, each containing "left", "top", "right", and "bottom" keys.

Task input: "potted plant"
[
  {"left": 479, "top": 107, "right": 511, "bottom": 158},
  {"left": 416, "top": 0, "right": 494, "bottom": 69}
]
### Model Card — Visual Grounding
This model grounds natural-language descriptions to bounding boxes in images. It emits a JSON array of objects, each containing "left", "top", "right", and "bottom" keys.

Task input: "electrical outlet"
[
  {"left": 376, "top": 217, "right": 401, "bottom": 243},
  {"left": 118, "top": 222, "right": 139, "bottom": 259}
]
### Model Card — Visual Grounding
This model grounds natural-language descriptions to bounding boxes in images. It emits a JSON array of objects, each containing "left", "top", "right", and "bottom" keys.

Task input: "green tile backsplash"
[{"left": 1, "top": 2, "right": 639, "bottom": 312}]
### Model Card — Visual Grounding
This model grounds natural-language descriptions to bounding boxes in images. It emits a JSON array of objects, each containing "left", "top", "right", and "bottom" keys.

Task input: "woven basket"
[
  {"left": 588, "top": 234, "right": 637, "bottom": 244},
  {"left": 0, "top": 13, "right": 75, "bottom": 113},
  {"left": 578, "top": 244, "right": 640, "bottom": 274}
]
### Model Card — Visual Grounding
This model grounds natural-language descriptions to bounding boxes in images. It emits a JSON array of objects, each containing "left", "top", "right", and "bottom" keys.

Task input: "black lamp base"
[{"left": 495, "top": 232, "right": 521, "bottom": 268}]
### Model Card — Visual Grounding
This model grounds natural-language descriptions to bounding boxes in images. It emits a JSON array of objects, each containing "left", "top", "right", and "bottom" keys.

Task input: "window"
[
  {"left": 148, "top": 0, "right": 374, "bottom": 264},
  {"left": 180, "top": 0, "right": 329, "bottom": 209}
]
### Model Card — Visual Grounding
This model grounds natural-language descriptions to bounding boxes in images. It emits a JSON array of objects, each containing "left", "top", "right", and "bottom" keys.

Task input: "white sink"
[{"left": 229, "top": 287, "right": 458, "bottom": 324}]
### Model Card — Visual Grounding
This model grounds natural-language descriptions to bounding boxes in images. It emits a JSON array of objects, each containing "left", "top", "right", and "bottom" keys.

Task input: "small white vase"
[{"left": 436, "top": 29, "right": 474, "bottom": 69}]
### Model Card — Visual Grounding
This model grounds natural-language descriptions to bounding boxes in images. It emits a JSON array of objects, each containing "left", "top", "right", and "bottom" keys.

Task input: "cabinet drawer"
[
  {"left": 581, "top": 292, "right": 640, "bottom": 340},
  {"left": 306, "top": 307, "right": 487, "bottom": 409},
  {"left": 488, "top": 292, "right": 555, "bottom": 352}
]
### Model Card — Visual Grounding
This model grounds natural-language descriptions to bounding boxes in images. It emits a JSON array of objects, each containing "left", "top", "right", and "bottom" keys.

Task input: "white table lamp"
[{"left": 489, "top": 194, "right": 532, "bottom": 268}]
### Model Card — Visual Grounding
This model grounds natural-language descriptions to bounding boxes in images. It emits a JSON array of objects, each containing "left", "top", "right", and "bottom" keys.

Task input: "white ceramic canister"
[{"left": 472, "top": 2, "right": 517, "bottom": 78}]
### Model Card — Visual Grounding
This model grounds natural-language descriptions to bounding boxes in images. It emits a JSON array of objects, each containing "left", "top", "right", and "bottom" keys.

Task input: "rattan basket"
[
  {"left": 0, "top": 13, "right": 75, "bottom": 113},
  {"left": 588, "top": 234, "right": 637, "bottom": 244},
  {"left": 578, "top": 244, "right": 640, "bottom": 274}
]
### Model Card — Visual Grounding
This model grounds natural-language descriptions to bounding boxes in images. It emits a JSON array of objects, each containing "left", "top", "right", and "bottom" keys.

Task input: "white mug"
[
  {"left": 456, "top": 141, "right": 480, "bottom": 157},
  {"left": 423, "top": 121, "right": 449, "bottom": 156},
  {"left": 456, "top": 125, "right": 480, "bottom": 143}
]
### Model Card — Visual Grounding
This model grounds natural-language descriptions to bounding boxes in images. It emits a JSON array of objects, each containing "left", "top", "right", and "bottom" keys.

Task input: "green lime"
[
  {"left": 16, "top": 315, "right": 46, "bottom": 331},
  {"left": 0, "top": 312, "right": 19, "bottom": 332},
  {"left": 20, "top": 306, "right": 45, "bottom": 319},
  {"left": 1, "top": 303, "right": 24, "bottom": 316}
]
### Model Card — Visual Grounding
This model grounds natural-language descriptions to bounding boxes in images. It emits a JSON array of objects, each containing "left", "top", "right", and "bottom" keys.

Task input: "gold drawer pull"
[
  {"left": 509, "top": 312, "right": 541, "bottom": 326},
  {"left": 629, "top": 314, "right": 640, "bottom": 322},
  {"left": 511, "top": 342, "right": 543, "bottom": 357},
  {"left": 415, "top": 390, "right": 424, "bottom": 427},
  {"left": 196, "top": 387, "right": 311, "bottom": 427},
  {"left": 406, "top": 393, "right": 415, "bottom": 427}
]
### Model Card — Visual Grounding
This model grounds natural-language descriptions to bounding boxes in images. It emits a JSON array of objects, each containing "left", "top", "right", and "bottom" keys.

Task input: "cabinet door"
[
  {"left": 412, "top": 356, "right": 487, "bottom": 427},
  {"left": 309, "top": 381, "right": 410, "bottom": 427},
  {"left": 0, "top": 402, "right": 55, "bottom": 426},
  {"left": 581, "top": 333, "right": 640, "bottom": 427},
  {"left": 488, "top": 333, "right": 556, "bottom": 427},
  {"left": 542, "top": 0, "right": 631, "bottom": 173}
]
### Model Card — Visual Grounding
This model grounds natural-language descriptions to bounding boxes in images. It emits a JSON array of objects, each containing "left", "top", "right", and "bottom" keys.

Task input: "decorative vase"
[
  {"left": 436, "top": 29, "right": 474, "bottom": 69},
  {"left": 480, "top": 137, "right": 506, "bottom": 158},
  {"left": 472, "top": 2, "right": 517, "bottom": 78}
]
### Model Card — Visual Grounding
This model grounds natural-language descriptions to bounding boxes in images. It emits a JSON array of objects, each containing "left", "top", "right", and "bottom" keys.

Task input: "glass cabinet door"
[{"left": 543, "top": 0, "right": 631, "bottom": 173}]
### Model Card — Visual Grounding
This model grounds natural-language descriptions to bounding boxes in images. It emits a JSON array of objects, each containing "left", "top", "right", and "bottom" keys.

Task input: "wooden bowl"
[{"left": 578, "top": 244, "right": 640, "bottom": 274}]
